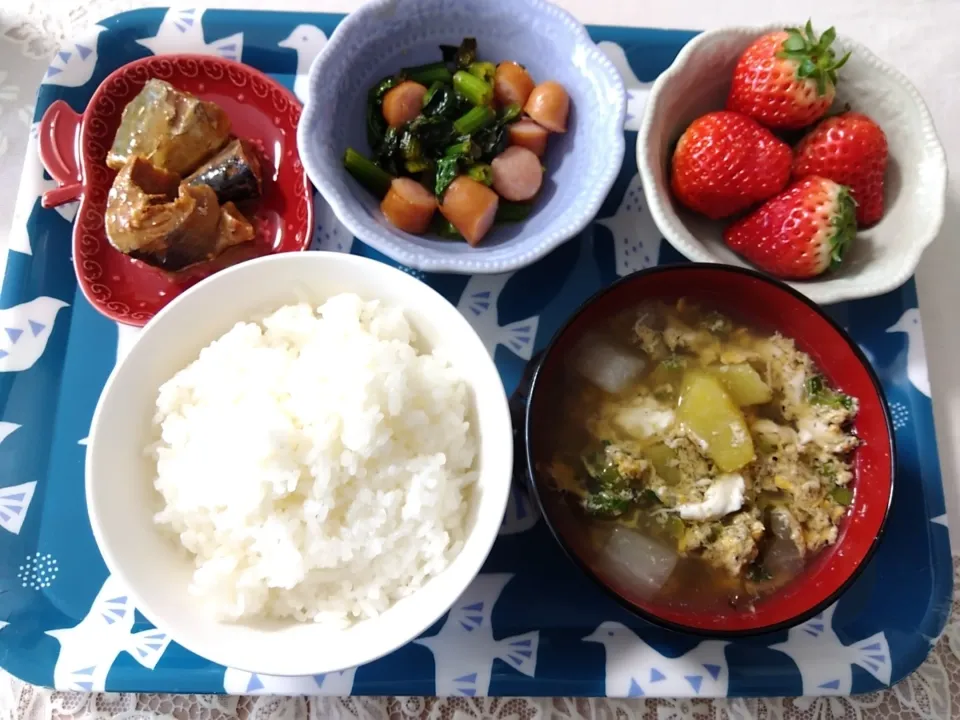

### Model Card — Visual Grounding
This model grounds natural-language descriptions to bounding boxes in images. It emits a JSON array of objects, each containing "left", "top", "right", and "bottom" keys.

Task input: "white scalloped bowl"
[
  {"left": 298, "top": 0, "right": 626, "bottom": 274},
  {"left": 637, "top": 25, "right": 947, "bottom": 305}
]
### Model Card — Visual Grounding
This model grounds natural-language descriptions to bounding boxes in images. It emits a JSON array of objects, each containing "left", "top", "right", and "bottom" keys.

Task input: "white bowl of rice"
[{"left": 85, "top": 252, "right": 512, "bottom": 676}]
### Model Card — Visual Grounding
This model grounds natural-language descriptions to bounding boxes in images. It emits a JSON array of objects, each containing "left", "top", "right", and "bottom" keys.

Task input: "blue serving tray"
[{"left": 0, "top": 7, "right": 951, "bottom": 698}]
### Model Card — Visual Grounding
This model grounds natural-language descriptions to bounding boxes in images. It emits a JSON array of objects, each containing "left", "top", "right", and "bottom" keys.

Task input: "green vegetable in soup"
[
  {"left": 806, "top": 374, "right": 855, "bottom": 410},
  {"left": 830, "top": 486, "right": 854, "bottom": 506},
  {"left": 677, "top": 370, "right": 755, "bottom": 472},
  {"left": 644, "top": 443, "right": 682, "bottom": 485},
  {"left": 712, "top": 363, "right": 773, "bottom": 406}
]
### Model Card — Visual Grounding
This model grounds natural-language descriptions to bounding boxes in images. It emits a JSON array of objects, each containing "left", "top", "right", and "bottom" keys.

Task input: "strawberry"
[
  {"left": 727, "top": 21, "right": 850, "bottom": 130},
  {"left": 792, "top": 112, "right": 888, "bottom": 227},
  {"left": 723, "top": 176, "right": 856, "bottom": 279},
  {"left": 670, "top": 111, "right": 792, "bottom": 219}
]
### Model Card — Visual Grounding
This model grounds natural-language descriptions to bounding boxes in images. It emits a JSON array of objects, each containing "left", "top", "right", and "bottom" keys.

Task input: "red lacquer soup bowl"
[
  {"left": 38, "top": 54, "right": 313, "bottom": 326},
  {"left": 524, "top": 264, "right": 894, "bottom": 636}
]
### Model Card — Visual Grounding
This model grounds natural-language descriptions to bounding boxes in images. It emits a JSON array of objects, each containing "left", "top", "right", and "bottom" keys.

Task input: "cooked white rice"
[{"left": 150, "top": 294, "right": 477, "bottom": 625}]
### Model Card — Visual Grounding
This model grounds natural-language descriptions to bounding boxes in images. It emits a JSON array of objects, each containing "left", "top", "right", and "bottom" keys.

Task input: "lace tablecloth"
[{"left": 1, "top": 2, "right": 958, "bottom": 719}]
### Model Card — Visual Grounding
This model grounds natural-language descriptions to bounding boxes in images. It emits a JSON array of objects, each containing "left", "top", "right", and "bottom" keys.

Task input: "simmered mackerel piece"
[
  {"left": 185, "top": 138, "right": 263, "bottom": 204},
  {"left": 107, "top": 79, "right": 231, "bottom": 176}
]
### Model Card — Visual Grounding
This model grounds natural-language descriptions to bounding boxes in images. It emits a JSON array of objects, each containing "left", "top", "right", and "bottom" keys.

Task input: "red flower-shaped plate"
[{"left": 38, "top": 54, "right": 313, "bottom": 326}]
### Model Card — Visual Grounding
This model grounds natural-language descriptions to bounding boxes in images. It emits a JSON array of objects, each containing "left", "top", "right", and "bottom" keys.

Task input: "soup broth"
[{"left": 541, "top": 298, "right": 860, "bottom": 613}]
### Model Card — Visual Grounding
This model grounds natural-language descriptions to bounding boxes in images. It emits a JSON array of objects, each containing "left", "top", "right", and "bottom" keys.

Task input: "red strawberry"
[
  {"left": 671, "top": 111, "right": 792, "bottom": 219},
  {"left": 792, "top": 112, "right": 888, "bottom": 227},
  {"left": 723, "top": 176, "right": 856, "bottom": 279},
  {"left": 727, "top": 21, "right": 850, "bottom": 130}
]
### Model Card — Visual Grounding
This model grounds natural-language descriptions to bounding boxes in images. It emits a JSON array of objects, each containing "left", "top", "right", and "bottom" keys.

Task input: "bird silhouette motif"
[
  {"left": 223, "top": 666, "right": 357, "bottom": 695},
  {"left": 278, "top": 24, "right": 328, "bottom": 103},
  {"left": 137, "top": 9, "right": 243, "bottom": 60},
  {"left": 0, "top": 621, "right": 7, "bottom": 631},
  {"left": 886, "top": 307, "right": 930, "bottom": 397},
  {"left": 597, "top": 42, "right": 654, "bottom": 132},
  {"left": 42, "top": 26, "right": 106, "bottom": 87},
  {"left": 499, "top": 483, "right": 539, "bottom": 536},
  {"left": 9, "top": 131, "right": 79, "bottom": 258},
  {"left": 46, "top": 575, "right": 171, "bottom": 691},
  {"left": 0, "top": 297, "right": 69, "bottom": 372},
  {"left": 414, "top": 573, "right": 538, "bottom": 696},
  {"left": 0, "top": 481, "right": 36, "bottom": 535},
  {"left": 770, "top": 602, "right": 891, "bottom": 695},
  {"left": 456, "top": 274, "right": 539, "bottom": 361},
  {"left": 584, "top": 621, "right": 728, "bottom": 697},
  {"left": 595, "top": 173, "right": 662, "bottom": 277}
]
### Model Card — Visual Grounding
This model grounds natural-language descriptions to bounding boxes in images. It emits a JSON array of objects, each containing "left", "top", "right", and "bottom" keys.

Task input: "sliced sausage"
[
  {"left": 491, "top": 146, "right": 543, "bottom": 202},
  {"left": 494, "top": 62, "right": 535, "bottom": 108},
  {"left": 507, "top": 118, "right": 549, "bottom": 157},
  {"left": 524, "top": 81, "right": 570, "bottom": 133},
  {"left": 381, "top": 177, "right": 437, "bottom": 234},
  {"left": 382, "top": 81, "right": 428, "bottom": 128},
  {"left": 439, "top": 176, "right": 500, "bottom": 246}
]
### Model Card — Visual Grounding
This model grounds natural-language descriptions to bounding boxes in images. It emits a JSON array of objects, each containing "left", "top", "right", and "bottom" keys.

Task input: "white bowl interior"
[
  {"left": 639, "top": 27, "right": 947, "bottom": 304},
  {"left": 300, "top": 0, "right": 624, "bottom": 271},
  {"left": 86, "top": 253, "right": 513, "bottom": 676}
]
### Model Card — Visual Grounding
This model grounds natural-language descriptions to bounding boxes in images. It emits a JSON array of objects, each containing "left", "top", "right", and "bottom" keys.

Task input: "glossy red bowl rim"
[
  {"left": 39, "top": 53, "right": 313, "bottom": 326},
  {"left": 523, "top": 263, "right": 896, "bottom": 638}
]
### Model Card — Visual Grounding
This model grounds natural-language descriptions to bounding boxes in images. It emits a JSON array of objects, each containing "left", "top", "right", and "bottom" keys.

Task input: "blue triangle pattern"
[
  {"left": 819, "top": 679, "right": 841, "bottom": 690},
  {"left": 29, "top": 320, "right": 44, "bottom": 336},
  {"left": 685, "top": 675, "right": 703, "bottom": 693},
  {"left": 75, "top": 665, "right": 96, "bottom": 676},
  {"left": 510, "top": 638, "right": 531, "bottom": 648},
  {"left": 463, "top": 602, "right": 483, "bottom": 612},
  {"left": 458, "top": 688, "right": 476, "bottom": 697},
  {"left": 466, "top": 614, "right": 483, "bottom": 626},
  {"left": 453, "top": 673, "right": 476, "bottom": 684},
  {"left": 76, "top": 44, "right": 91, "bottom": 59},
  {"left": 5, "top": 328, "right": 21, "bottom": 343},
  {"left": 627, "top": 679, "right": 643, "bottom": 697},
  {"left": 650, "top": 668, "right": 665, "bottom": 683},
  {"left": 102, "top": 613, "right": 115, "bottom": 624},
  {"left": 46, "top": 66, "right": 62, "bottom": 77},
  {"left": 4, "top": 493, "right": 24, "bottom": 502},
  {"left": 313, "top": 674, "right": 326, "bottom": 687},
  {"left": 247, "top": 674, "right": 264, "bottom": 692},
  {"left": 0, "top": 350, "right": 8, "bottom": 359},
  {"left": 869, "top": 654, "right": 887, "bottom": 663},
  {"left": 472, "top": 291, "right": 490, "bottom": 299},
  {"left": 862, "top": 642, "right": 882, "bottom": 651},
  {"left": 76, "top": 681, "right": 93, "bottom": 691},
  {"left": 58, "top": 51, "right": 71, "bottom": 63},
  {"left": 182, "top": 17, "right": 194, "bottom": 25},
  {"left": 703, "top": 663, "right": 721, "bottom": 681}
]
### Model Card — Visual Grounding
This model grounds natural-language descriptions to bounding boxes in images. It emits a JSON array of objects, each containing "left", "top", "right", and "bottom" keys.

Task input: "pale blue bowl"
[{"left": 298, "top": 0, "right": 626, "bottom": 274}]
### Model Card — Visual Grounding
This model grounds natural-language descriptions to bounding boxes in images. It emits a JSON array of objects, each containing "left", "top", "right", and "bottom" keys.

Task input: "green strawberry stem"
[
  {"left": 830, "top": 185, "right": 857, "bottom": 268},
  {"left": 777, "top": 19, "right": 852, "bottom": 95}
]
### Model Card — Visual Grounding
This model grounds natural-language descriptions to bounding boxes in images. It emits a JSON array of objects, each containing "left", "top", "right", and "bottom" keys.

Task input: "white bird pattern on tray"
[
  {"left": 886, "top": 307, "right": 930, "bottom": 397},
  {"left": 456, "top": 274, "right": 539, "bottom": 361},
  {"left": 584, "top": 621, "right": 728, "bottom": 697},
  {"left": 8, "top": 132, "right": 79, "bottom": 257},
  {"left": 771, "top": 602, "right": 891, "bottom": 695},
  {"left": 223, "top": 666, "right": 357, "bottom": 695},
  {"left": 414, "top": 574, "right": 538, "bottom": 696},
  {"left": 278, "top": 24, "right": 328, "bottom": 103},
  {"left": 46, "top": 575, "right": 172, "bottom": 692},
  {"left": 42, "top": 26, "right": 106, "bottom": 87},
  {"left": 0, "top": 481, "right": 37, "bottom": 535},
  {"left": 137, "top": 9, "right": 243, "bottom": 61},
  {"left": 0, "top": 422, "right": 20, "bottom": 445},
  {"left": 0, "top": 297, "right": 69, "bottom": 372},
  {"left": 596, "top": 173, "right": 662, "bottom": 277},
  {"left": 597, "top": 42, "right": 653, "bottom": 132}
]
